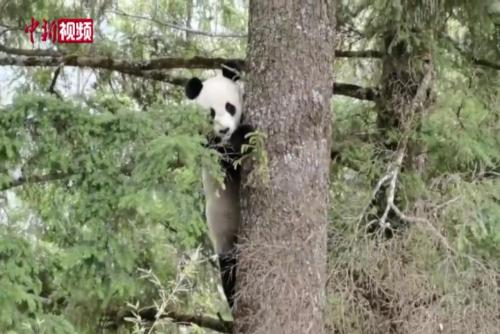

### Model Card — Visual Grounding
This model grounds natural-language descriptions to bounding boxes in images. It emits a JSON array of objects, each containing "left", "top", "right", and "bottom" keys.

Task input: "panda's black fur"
[{"left": 185, "top": 62, "right": 253, "bottom": 310}]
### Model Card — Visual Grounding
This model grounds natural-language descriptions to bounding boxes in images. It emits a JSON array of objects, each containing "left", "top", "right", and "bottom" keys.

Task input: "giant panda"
[{"left": 184, "top": 62, "right": 253, "bottom": 310}]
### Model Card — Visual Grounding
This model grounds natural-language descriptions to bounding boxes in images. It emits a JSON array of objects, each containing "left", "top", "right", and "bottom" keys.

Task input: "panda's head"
[{"left": 185, "top": 63, "right": 242, "bottom": 142}]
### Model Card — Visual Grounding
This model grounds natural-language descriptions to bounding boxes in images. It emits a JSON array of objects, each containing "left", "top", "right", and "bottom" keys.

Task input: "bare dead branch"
[
  {"left": 407, "top": 69, "right": 435, "bottom": 115},
  {"left": 358, "top": 68, "right": 434, "bottom": 227},
  {"left": 390, "top": 204, "right": 488, "bottom": 270},
  {"left": 108, "top": 9, "right": 247, "bottom": 39},
  {"left": 378, "top": 149, "right": 405, "bottom": 228},
  {"left": 0, "top": 43, "right": 64, "bottom": 57},
  {"left": 357, "top": 172, "right": 392, "bottom": 224},
  {"left": 378, "top": 68, "right": 434, "bottom": 227}
]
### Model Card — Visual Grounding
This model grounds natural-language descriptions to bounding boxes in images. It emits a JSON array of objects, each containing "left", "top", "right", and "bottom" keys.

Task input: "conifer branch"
[{"left": 441, "top": 34, "right": 500, "bottom": 71}]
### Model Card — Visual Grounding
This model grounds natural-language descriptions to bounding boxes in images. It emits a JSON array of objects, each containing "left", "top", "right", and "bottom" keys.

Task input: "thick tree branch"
[
  {"left": 1, "top": 34, "right": 497, "bottom": 71},
  {"left": 333, "top": 82, "right": 379, "bottom": 101},
  {"left": 336, "top": 49, "right": 383, "bottom": 58},
  {"left": 136, "top": 70, "right": 189, "bottom": 86},
  {"left": 0, "top": 54, "right": 246, "bottom": 71},
  {"left": 133, "top": 71, "right": 378, "bottom": 101},
  {"left": 0, "top": 46, "right": 382, "bottom": 61},
  {"left": 1, "top": 164, "right": 134, "bottom": 192},
  {"left": 118, "top": 69, "right": 380, "bottom": 101},
  {"left": 1, "top": 171, "right": 71, "bottom": 191},
  {"left": 0, "top": 55, "right": 379, "bottom": 100},
  {"left": 124, "top": 306, "right": 232, "bottom": 333},
  {"left": 473, "top": 58, "right": 500, "bottom": 71},
  {"left": 34, "top": 289, "right": 232, "bottom": 333}
]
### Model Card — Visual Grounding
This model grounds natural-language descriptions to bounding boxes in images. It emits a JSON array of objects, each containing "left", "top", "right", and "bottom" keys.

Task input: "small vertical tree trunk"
[
  {"left": 185, "top": 0, "right": 193, "bottom": 41},
  {"left": 235, "top": 1, "right": 335, "bottom": 333}
]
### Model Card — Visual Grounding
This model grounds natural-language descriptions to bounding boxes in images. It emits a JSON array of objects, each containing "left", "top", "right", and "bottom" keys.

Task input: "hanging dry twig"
[{"left": 359, "top": 67, "right": 434, "bottom": 228}]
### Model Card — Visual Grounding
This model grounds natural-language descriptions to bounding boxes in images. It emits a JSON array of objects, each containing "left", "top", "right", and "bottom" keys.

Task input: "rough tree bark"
[{"left": 234, "top": 1, "right": 335, "bottom": 333}]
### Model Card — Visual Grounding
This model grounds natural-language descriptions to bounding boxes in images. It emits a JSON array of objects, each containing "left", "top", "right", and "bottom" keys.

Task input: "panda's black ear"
[
  {"left": 222, "top": 61, "right": 241, "bottom": 81},
  {"left": 185, "top": 77, "right": 203, "bottom": 99}
]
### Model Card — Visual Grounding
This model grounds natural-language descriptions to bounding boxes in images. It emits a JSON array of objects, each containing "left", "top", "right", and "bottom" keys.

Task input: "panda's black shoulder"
[{"left": 229, "top": 124, "right": 254, "bottom": 154}]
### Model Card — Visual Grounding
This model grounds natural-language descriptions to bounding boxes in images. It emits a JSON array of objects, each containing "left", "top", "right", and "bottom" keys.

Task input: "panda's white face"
[{"left": 186, "top": 74, "right": 243, "bottom": 142}]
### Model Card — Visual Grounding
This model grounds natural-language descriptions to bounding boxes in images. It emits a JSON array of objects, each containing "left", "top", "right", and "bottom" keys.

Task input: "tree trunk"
[{"left": 234, "top": 2, "right": 335, "bottom": 333}]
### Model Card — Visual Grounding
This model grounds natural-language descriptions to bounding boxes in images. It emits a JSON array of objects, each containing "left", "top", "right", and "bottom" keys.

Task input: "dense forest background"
[{"left": 0, "top": 0, "right": 498, "bottom": 333}]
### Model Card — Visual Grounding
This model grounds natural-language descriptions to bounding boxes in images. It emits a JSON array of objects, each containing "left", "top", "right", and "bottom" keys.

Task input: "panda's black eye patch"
[
  {"left": 225, "top": 102, "right": 236, "bottom": 116},
  {"left": 210, "top": 108, "right": 215, "bottom": 119}
]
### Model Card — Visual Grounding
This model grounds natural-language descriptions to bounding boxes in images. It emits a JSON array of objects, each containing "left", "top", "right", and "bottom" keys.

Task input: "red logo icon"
[{"left": 24, "top": 17, "right": 94, "bottom": 44}]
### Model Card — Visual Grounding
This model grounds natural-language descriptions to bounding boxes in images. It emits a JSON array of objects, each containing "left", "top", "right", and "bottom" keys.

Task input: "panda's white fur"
[
  {"left": 190, "top": 74, "right": 243, "bottom": 142},
  {"left": 184, "top": 63, "right": 252, "bottom": 310},
  {"left": 201, "top": 167, "right": 241, "bottom": 254}
]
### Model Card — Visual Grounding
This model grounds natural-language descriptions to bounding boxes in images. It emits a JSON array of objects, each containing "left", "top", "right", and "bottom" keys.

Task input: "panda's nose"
[{"left": 219, "top": 127, "right": 230, "bottom": 135}]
